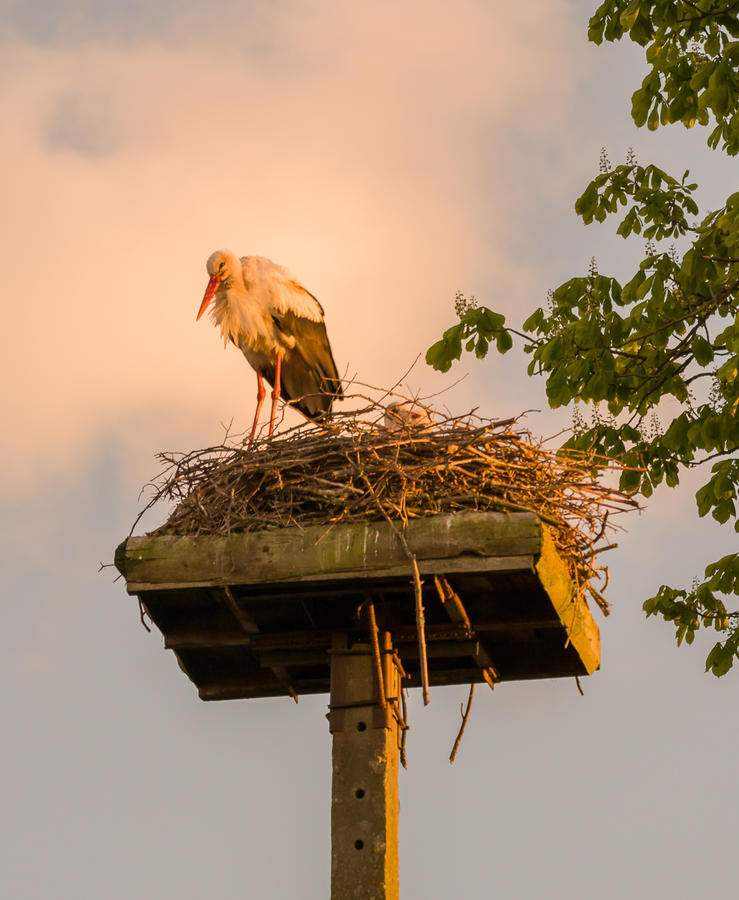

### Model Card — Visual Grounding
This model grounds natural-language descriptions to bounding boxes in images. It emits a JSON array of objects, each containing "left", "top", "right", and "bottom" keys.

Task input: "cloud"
[
  {"left": 43, "top": 89, "right": 119, "bottom": 155},
  {"left": 1, "top": 0, "right": 233, "bottom": 44},
  {"left": 0, "top": 1, "right": 585, "bottom": 495}
]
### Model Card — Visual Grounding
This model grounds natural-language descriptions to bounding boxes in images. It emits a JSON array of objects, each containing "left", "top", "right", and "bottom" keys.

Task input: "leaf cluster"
[
  {"left": 426, "top": 303, "right": 512, "bottom": 373},
  {"left": 589, "top": 0, "right": 739, "bottom": 154},
  {"left": 429, "top": 182, "right": 739, "bottom": 504},
  {"left": 644, "top": 552, "right": 739, "bottom": 673}
]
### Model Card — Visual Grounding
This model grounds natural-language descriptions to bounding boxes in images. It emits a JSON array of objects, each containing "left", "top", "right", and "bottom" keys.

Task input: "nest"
[{"left": 138, "top": 405, "right": 638, "bottom": 616}]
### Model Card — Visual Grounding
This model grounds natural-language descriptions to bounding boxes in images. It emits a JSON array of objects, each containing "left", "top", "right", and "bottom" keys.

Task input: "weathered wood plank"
[
  {"left": 115, "top": 511, "right": 541, "bottom": 592},
  {"left": 195, "top": 643, "right": 593, "bottom": 699},
  {"left": 162, "top": 618, "right": 565, "bottom": 650},
  {"left": 215, "top": 586, "right": 298, "bottom": 700},
  {"left": 434, "top": 575, "right": 498, "bottom": 687},
  {"left": 122, "top": 554, "right": 536, "bottom": 593},
  {"left": 258, "top": 640, "right": 492, "bottom": 669},
  {"left": 534, "top": 526, "right": 600, "bottom": 675}
]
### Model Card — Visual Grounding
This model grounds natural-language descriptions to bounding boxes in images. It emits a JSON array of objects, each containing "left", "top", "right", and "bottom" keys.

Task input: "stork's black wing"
[{"left": 270, "top": 310, "right": 343, "bottom": 421}]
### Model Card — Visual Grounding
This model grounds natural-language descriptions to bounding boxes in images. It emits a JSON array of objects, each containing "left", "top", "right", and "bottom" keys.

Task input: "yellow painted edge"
[{"left": 535, "top": 525, "right": 601, "bottom": 674}]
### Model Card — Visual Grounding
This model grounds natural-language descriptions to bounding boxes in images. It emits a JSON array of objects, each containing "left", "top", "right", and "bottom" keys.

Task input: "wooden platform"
[{"left": 114, "top": 511, "right": 600, "bottom": 700}]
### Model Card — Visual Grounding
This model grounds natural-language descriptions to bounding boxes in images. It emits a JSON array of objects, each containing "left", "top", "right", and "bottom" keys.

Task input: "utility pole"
[{"left": 329, "top": 632, "right": 402, "bottom": 899}]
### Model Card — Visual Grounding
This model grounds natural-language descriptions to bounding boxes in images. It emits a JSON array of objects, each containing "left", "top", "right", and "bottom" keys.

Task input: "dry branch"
[{"left": 449, "top": 684, "right": 475, "bottom": 763}]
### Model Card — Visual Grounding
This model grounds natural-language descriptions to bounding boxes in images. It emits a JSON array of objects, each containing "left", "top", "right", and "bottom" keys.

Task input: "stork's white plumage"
[
  {"left": 383, "top": 402, "right": 434, "bottom": 432},
  {"left": 197, "top": 249, "right": 342, "bottom": 439}
]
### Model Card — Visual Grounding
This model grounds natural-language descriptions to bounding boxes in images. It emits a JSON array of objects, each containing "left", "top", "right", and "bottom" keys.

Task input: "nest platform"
[{"left": 115, "top": 510, "right": 599, "bottom": 700}]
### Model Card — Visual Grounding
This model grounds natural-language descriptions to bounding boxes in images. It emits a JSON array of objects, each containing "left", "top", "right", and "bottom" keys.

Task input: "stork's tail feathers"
[{"left": 289, "top": 374, "right": 343, "bottom": 422}]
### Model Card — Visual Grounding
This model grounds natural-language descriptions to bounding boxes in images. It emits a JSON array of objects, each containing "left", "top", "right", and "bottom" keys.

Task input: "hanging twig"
[
  {"left": 364, "top": 599, "right": 386, "bottom": 710},
  {"left": 399, "top": 687, "right": 409, "bottom": 769},
  {"left": 359, "top": 472, "right": 431, "bottom": 706},
  {"left": 410, "top": 555, "right": 430, "bottom": 706},
  {"left": 138, "top": 597, "right": 152, "bottom": 633},
  {"left": 449, "top": 683, "right": 475, "bottom": 763}
]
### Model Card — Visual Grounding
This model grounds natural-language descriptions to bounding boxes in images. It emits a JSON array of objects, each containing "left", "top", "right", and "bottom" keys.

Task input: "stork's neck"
[
  {"left": 217, "top": 268, "right": 240, "bottom": 291},
  {"left": 210, "top": 272, "right": 277, "bottom": 353}
]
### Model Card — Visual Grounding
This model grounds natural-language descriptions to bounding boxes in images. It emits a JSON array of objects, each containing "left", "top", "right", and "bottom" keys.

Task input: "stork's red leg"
[
  {"left": 250, "top": 369, "right": 266, "bottom": 443},
  {"left": 268, "top": 352, "right": 283, "bottom": 438}
]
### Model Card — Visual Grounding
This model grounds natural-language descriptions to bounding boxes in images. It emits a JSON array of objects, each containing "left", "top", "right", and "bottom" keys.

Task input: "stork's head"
[
  {"left": 197, "top": 249, "right": 240, "bottom": 320},
  {"left": 383, "top": 402, "right": 434, "bottom": 433}
]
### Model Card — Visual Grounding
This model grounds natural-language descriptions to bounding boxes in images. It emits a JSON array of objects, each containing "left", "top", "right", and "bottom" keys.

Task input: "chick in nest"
[{"left": 383, "top": 402, "right": 434, "bottom": 432}]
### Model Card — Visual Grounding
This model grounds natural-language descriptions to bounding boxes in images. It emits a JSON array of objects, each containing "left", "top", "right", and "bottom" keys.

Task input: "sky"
[{"left": 1, "top": 1, "right": 737, "bottom": 897}]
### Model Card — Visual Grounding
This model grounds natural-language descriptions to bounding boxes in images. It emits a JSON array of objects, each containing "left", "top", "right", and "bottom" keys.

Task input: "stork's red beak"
[{"left": 197, "top": 274, "right": 220, "bottom": 320}]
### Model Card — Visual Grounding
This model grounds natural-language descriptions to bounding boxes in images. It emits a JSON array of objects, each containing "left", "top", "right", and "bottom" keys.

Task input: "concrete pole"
[{"left": 328, "top": 633, "right": 401, "bottom": 900}]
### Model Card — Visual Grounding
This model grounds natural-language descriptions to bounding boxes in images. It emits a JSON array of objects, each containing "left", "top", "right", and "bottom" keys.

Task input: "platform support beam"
[{"left": 328, "top": 634, "right": 401, "bottom": 900}]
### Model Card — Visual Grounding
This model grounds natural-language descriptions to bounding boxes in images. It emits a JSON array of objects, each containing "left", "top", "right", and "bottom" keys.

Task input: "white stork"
[
  {"left": 383, "top": 401, "right": 434, "bottom": 432},
  {"left": 197, "top": 249, "right": 343, "bottom": 440}
]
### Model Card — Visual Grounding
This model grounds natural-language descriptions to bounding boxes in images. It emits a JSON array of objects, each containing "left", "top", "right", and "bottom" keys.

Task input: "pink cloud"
[{"left": 1, "top": 2, "right": 586, "bottom": 494}]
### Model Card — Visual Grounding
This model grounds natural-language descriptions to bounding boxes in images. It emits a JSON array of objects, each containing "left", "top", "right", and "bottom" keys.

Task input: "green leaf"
[
  {"left": 496, "top": 330, "right": 513, "bottom": 353},
  {"left": 575, "top": 181, "right": 599, "bottom": 220},
  {"left": 691, "top": 335, "right": 714, "bottom": 365},
  {"left": 425, "top": 340, "right": 453, "bottom": 373},
  {"left": 706, "top": 641, "right": 737, "bottom": 677},
  {"left": 618, "top": 0, "right": 640, "bottom": 31},
  {"left": 620, "top": 467, "right": 642, "bottom": 493},
  {"left": 523, "top": 308, "right": 545, "bottom": 332}
]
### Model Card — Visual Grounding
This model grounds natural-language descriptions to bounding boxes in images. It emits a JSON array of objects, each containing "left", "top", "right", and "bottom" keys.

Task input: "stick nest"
[{"left": 138, "top": 407, "right": 638, "bottom": 616}]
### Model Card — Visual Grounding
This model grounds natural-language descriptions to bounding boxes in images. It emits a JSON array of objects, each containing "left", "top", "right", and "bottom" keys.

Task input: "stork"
[
  {"left": 197, "top": 249, "right": 343, "bottom": 440},
  {"left": 383, "top": 401, "right": 434, "bottom": 432}
]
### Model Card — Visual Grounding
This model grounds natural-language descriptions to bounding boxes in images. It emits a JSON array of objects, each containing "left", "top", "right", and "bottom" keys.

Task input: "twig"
[
  {"left": 399, "top": 687, "right": 409, "bottom": 769},
  {"left": 359, "top": 471, "right": 431, "bottom": 705},
  {"left": 449, "top": 683, "right": 475, "bottom": 763},
  {"left": 138, "top": 597, "right": 152, "bottom": 633},
  {"left": 410, "top": 555, "right": 430, "bottom": 706},
  {"left": 364, "top": 599, "right": 386, "bottom": 710}
]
